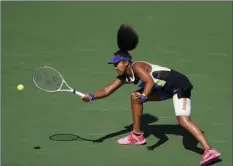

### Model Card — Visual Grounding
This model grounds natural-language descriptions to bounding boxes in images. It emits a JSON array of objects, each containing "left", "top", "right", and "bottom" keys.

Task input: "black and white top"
[{"left": 117, "top": 61, "right": 193, "bottom": 95}]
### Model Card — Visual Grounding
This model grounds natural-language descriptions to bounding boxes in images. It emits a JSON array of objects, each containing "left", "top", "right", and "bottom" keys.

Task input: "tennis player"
[{"left": 82, "top": 24, "right": 221, "bottom": 166}]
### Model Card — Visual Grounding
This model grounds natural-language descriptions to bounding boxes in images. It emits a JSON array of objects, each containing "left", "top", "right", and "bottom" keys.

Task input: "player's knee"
[
  {"left": 130, "top": 92, "right": 137, "bottom": 101},
  {"left": 177, "top": 116, "right": 191, "bottom": 129}
]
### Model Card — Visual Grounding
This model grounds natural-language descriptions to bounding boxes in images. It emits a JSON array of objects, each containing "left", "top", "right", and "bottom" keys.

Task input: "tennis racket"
[{"left": 33, "top": 66, "right": 85, "bottom": 97}]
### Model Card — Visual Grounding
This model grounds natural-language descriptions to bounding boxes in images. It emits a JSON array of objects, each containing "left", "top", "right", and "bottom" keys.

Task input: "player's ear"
[{"left": 124, "top": 61, "right": 129, "bottom": 66}]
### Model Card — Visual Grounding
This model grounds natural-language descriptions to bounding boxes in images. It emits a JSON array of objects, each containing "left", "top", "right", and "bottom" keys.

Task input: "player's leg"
[
  {"left": 130, "top": 91, "right": 143, "bottom": 133},
  {"left": 117, "top": 89, "right": 171, "bottom": 145},
  {"left": 117, "top": 91, "right": 146, "bottom": 144},
  {"left": 173, "top": 90, "right": 221, "bottom": 165},
  {"left": 177, "top": 116, "right": 211, "bottom": 150},
  {"left": 131, "top": 89, "right": 172, "bottom": 133}
]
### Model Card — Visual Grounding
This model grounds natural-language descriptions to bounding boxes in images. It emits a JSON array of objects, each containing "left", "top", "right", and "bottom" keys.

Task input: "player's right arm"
[{"left": 82, "top": 76, "right": 125, "bottom": 102}]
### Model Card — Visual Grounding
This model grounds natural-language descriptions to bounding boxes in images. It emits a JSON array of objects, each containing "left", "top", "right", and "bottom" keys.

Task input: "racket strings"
[{"left": 33, "top": 67, "right": 63, "bottom": 92}]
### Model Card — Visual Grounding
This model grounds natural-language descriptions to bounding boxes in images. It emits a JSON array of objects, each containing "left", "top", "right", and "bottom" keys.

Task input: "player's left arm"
[{"left": 132, "top": 63, "right": 154, "bottom": 97}]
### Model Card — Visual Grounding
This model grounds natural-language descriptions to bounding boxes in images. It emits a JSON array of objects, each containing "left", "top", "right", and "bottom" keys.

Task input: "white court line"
[
  {"left": 186, "top": 73, "right": 209, "bottom": 78},
  {"left": 158, "top": 117, "right": 171, "bottom": 119},
  {"left": 209, "top": 53, "right": 230, "bottom": 58},
  {"left": 85, "top": 132, "right": 124, "bottom": 136},
  {"left": 78, "top": 107, "right": 128, "bottom": 112},
  {"left": 78, "top": 108, "right": 111, "bottom": 112},
  {"left": 82, "top": 48, "right": 93, "bottom": 52},
  {"left": 178, "top": 58, "right": 193, "bottom": 63},
  {"left": 211, "top": 123, "right": 230, "bottom": 127},
  {"left": 212, "top": 140, "right": 228, "bottom": 143},
  {"left": 77, "top": 129, "right": 131, "bottom": 136},
  {"left": 76, "top": 69, "right": 114, "bottom": 75}
]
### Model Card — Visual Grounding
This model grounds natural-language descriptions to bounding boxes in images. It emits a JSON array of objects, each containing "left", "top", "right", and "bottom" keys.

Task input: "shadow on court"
[
  {"left": 49, "top": 114, "right": 223, "bottom": 165},
  {"left": 206, "top": 159, "right": 223, "bottom": 166},
  {"left": 93, "top": 113, "right": 205, "bottom": 155},
  {"left": 49, "top": 133, "right": 95, "bottom": 142}
]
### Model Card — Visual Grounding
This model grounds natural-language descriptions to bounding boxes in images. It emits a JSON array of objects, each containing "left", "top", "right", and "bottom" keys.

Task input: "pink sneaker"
[
  {"left": 200, "top": 148, "right": 221, "bottom": 165},
  {"left": 117, "top": 132, "right": 146, "bottom": 145}
]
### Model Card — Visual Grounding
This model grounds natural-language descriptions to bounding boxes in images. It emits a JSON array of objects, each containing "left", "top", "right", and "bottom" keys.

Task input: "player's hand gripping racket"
[{"left": 33, "top": 66, "right": 85, "bottom": 97}]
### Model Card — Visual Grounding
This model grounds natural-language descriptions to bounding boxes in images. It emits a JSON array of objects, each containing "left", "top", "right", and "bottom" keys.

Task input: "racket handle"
[{"left": 73, "top": 89, "right": 85, "bottom": 97}]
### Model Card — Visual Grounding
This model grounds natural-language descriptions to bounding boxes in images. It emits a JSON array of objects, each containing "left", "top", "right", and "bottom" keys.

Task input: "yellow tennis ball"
[{"left": 17, "top": 84, "right": 24, "bottom": 91}]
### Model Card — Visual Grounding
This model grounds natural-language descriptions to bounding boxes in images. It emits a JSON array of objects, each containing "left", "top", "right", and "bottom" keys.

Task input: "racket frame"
[{"left": 33, "top": 66, "right": 85, "bottom": 97}]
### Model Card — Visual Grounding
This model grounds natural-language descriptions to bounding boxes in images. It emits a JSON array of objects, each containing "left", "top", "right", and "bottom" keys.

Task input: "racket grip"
[{"left": 73, "top": 89, "right": 85, "bottom": 97}]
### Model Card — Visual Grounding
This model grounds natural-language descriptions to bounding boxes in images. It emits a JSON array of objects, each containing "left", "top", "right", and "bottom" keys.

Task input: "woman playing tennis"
[{"left": 82, "top": 24, "right": 221, "bottom": 166}]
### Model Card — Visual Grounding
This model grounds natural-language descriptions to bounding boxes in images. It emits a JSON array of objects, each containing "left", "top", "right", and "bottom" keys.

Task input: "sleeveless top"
[{"left": 117, "top": 61, "right": 193, "bottom": 94}]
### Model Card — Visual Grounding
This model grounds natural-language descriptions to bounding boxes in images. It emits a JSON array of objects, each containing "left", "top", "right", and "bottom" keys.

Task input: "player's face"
[{"left": 114, "top": 61, "right": 129, "bottom": 75}]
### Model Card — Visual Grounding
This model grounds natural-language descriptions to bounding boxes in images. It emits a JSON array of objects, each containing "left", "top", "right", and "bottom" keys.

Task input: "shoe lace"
[
  {"left": 128, "top": 132, "right": 137, "bottom": 142},
  {"left": 203, "top": 151, "right": 210, "bottom": 159}
]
